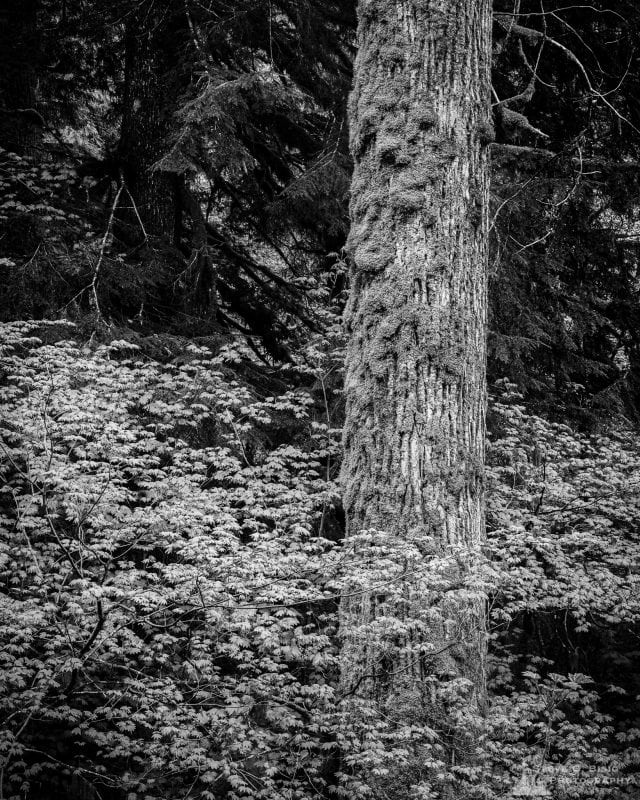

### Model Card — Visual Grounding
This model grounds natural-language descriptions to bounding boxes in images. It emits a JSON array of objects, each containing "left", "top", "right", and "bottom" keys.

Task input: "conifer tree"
[{"left": 339, "top": 0, "right": 492, "bottom": 795}]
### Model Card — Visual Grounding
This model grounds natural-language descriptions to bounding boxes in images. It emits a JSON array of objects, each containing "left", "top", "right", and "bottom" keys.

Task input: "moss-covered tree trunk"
[{"left": 339, "top": 0, "right": 492, "bottom": 796}]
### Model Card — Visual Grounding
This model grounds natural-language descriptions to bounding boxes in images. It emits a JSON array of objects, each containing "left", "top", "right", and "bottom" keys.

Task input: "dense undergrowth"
[
  {"left": 3, "top": 1, "right": 640, "bottom": 794},
  {"left": 1, "top": 323, "right": 639, "bottom": 799},
  {"left": 0, "top": 320, "right": 343, "bottom": 799}
]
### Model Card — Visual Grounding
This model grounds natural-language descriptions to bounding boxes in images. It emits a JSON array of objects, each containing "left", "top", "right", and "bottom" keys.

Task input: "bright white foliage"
[{"left": 1, "top": 330, "right": 639, "bottom": 799}]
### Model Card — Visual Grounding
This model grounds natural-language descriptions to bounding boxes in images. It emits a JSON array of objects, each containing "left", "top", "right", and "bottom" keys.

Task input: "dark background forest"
[{"left": 2, "top": 1, "right": 640, "bottom": 798}]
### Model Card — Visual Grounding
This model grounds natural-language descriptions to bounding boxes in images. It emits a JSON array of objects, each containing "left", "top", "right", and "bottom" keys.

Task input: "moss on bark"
[{"left": 340, "top": 0, "right": 493, "bottom": 795}]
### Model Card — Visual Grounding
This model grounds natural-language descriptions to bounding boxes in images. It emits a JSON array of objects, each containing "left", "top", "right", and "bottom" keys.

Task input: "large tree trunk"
[
  {"left": 118, "top": 5, "right": 181, "bottom": 239},
  {"left": 339, "top": 0, "right": 492, "bottom": 796}
]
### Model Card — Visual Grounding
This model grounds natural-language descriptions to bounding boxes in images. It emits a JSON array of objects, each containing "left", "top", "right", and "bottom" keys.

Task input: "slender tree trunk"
[{"left": 339, "top": 0, "right": 492, "bottom": 796}]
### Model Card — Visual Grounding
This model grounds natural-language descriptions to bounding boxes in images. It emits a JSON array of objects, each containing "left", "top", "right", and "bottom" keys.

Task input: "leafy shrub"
[
  {"left": 2, "top": 325, "right": 640, "bottom": 800},
  {"left": 0, "top": 321, "right": 340, "bottom": 800},
  {"left": 485, "top": 380, "right": 640, "bottom": 797}
]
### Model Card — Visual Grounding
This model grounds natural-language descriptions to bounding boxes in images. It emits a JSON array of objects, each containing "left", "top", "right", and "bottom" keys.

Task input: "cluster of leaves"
[
  {"left": 0, "top": 321, "right": 345, "bottom": 800},
  {"left": 484, "top": 380, "right": 640, "bottom": 797},
  {"left": 329, "top": 373, "right": 640, "bottom": 798},
  {"left": 2, "top": 329, "right": 640, "bottom": 799}
]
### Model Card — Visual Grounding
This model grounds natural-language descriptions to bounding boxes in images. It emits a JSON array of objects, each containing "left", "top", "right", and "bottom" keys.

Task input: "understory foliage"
[
  {"left": 0, "top": 321, "right": 343, "bottom": 799},
  {"left": 2, "top": 327, "right": 640, "bottom": 799},
  {"left": 3, "top": 1, "right": 640, "bottom": 798},
  {"left": 485, "top": 382, "right": 640, "bottom": 797}
]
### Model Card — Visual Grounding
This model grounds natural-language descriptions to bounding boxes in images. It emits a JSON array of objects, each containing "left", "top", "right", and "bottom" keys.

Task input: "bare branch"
[{"left": 90, "top": 177, "right": 125, "bottom": 320}]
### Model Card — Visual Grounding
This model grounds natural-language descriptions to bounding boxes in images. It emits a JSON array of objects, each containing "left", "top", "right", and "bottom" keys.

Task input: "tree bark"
[
  {"left": 118, "top": 3, "right": 181, "bottom": 239},
  {"left": 339, "top": 0, "right": 492, "bottom": 796}
]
